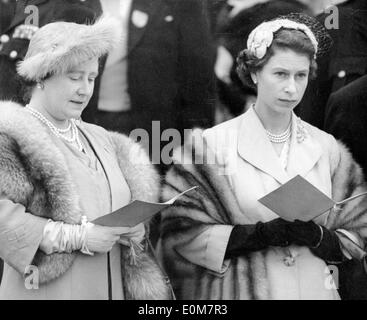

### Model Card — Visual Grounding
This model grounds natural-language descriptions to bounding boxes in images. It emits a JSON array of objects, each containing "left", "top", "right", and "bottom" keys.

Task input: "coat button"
[
  {"left": 0, "top": 34, "right": 10, "bottom": 43},
  {"left": 337, "top": 70, "right": 346, "bottom": 78},
  {"left": 9, "top": 50, "right": 18, "bottom": 59}
]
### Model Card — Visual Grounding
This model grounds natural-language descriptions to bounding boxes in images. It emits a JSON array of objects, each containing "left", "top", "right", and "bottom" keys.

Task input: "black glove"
[
  {"left": 286, "top": 219, "right": 322, "bottom": 247},
  {"left": 225, "top": 218, "right": 290, "bottom": 259},
  {"left": 286, "top": 219, "right": 345, "bottom": 263}
]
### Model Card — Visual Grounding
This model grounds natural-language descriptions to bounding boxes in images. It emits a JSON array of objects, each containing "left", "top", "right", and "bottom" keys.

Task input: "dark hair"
[
  {"left": 19, "top": 74, "right": 51, "bottom": 104},
  {"left": 236, "top": 28, "right": 318, "bottom": 89}
]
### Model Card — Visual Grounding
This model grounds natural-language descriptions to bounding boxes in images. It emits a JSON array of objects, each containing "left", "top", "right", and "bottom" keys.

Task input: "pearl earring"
[
  {"left": 253, "top": 79, "right": 257, "bottom": 84},
  {"left": 37, "top": 82, "right": 44, "bottom": 89}
]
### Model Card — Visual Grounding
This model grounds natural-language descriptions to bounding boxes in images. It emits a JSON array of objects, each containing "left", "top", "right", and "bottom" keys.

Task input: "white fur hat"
[{"left": 17, "top": 17, "right": 120, "bottom": 81}]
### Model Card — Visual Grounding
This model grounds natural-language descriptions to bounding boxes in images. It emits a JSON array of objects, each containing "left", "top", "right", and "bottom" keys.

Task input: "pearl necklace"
[
  {"left": 25, "top": 105, "right": 84, "bottom": 152},
  {"left": 252, "top": 104, "right": 292, "bottom": 144},
  {"left": 266, "top": 123, "right": 291, "bottom": 144}
]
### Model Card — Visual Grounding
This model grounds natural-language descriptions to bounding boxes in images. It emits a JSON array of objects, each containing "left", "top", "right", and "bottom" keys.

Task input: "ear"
[{"left": 250, "top": 72, "right": 257, "bottom": 85}]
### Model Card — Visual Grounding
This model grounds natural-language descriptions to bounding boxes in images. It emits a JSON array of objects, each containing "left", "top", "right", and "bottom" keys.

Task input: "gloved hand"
[
  {"left": 225, "top": 218, "right": 290, "bottom": 258},
  {"left": 286, "top": 219, "right": 345, "bottom": 263},
  {"left": 85, "top": 224, "right": 131, "bottom": 253},
  {"left": 117, "top": 223, "right": 145, "bottom": 247},
  {"left": 286, "top": 219, "right": 322, "bottom": 248},
  {"left": 255, "top": 218, "right": 290, "bottom": 247}
]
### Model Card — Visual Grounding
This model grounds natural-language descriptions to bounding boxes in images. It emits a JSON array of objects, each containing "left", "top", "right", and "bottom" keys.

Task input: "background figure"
[
  {"left": 325, "top": 75, "right": 367, "bottom": 178},
  {"left": 296, "top": 0, "right": 367, "bottom": 128},
  {"left": 324, "top": 76, "right": 367, "bottom": 299},
  {"left": 0, "top": 0, "right": 102, "bottom": 285},
  {"left": 0, "top": 0, "right": 102, "bottom": 104},
  {"left": 88, "top": 0, "right": 215, "bottom": 147},
  {"left": 213, "top": 0, "right": 310, "bottom": 123}
]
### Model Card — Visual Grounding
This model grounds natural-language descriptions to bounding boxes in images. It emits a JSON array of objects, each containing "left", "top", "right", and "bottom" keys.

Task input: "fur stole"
[
  {"left": 0, "top": 101, "right": 171, "bottom": 300},
  {"left": 159, "top": 129, "right": 367, "bottom": 299}
]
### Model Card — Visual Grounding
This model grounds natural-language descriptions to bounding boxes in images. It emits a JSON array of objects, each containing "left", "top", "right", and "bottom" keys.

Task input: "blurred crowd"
[{"left": 1, "top": 0, "right": 367, "bottom": 299}]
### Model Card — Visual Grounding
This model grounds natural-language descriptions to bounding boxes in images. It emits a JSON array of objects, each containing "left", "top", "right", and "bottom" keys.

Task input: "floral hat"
[{"left": 246, "top": 12, "right": 332, "bottom": 60}]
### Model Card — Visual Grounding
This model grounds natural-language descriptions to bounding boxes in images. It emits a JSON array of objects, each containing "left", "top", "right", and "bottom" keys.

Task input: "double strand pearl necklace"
[
  {"left": 25, "top": 105, "right": 84, "bottom": 152},
  {"left": 252, "top": 104, "right": 292, "bottom": 144},
  {"left": 265, "top": 123, "right": 291, "bottom": 144}
]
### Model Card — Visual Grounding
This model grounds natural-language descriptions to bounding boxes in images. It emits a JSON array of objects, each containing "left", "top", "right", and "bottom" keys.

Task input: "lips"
[
  {"left": 279, "top": 99, "right": 297, "bottom": 103},
  {"left": 70, "top": 100, "right": 85, "bottom": 105}
]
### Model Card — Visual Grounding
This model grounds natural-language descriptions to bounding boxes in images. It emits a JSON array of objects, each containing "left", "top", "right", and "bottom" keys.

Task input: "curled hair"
[
  {"left": 19, "top": 75, "right": 50, "bottom": 104},
  {"left": 237, "top": 28, "right": 318, "bottom": 89}
]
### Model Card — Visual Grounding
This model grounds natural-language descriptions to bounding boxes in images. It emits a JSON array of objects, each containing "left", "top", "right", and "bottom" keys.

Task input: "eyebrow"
[
  {"left": 272, "top": 67, "right": 309, "bottom": 73},
  {"left": 68, "top": 70, "right": 99, "bottom": 77}
]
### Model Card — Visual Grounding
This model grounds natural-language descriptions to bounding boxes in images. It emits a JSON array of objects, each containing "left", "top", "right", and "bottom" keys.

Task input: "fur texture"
[
  {"left": 159, "top": 129, "right": 367, "bottom": 300},
  {"left": 17, "top": 17, "right": 120, "bottom": 81},
  {"left": 0, "top": 101, "right": 171, "bottom": 299}
]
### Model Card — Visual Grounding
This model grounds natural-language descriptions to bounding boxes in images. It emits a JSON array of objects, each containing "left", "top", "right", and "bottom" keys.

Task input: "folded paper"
[
  {"left": 258, "top": 175, "right": 367, "bottom": 221},
  {"left": 93, "top": 186, "right": 198, "bottom": 227}
]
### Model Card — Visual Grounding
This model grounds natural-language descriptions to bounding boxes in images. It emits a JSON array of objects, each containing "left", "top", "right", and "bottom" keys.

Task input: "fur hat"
[{"left": 17, "top": 17, "right": 119, "bottom": 81}]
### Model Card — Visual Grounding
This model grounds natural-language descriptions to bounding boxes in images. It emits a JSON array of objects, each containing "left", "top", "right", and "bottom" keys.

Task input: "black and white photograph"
[{"left": 0, "top": 0, "right": 367, "bottom": 308}]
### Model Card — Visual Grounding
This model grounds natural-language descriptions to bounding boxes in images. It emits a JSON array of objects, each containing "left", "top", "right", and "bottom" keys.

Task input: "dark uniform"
[
  {"left": 88, "top": 0, "right": 215, "bottom": 137},
  {"left": 296, "top": 0, "right": 367, "bottom": 129}
]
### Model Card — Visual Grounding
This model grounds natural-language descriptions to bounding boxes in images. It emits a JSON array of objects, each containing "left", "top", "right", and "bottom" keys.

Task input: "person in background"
[
  {"left": 296, "top": 0, "right": 367, "bottom": 128},
  {"left": 87, "top": 0, "right": 215, "bottom": 147}
]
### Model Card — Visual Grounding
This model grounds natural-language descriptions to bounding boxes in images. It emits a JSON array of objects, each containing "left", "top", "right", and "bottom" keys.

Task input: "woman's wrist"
[
  {"left": 39, "top": 216, "right": 94, "bottom": 255},
  {"left": 310, "top": 225, "right": 324, "bottom": 249}
]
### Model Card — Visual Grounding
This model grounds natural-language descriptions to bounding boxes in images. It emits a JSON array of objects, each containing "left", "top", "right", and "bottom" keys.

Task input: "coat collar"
[
  {"left": 237, "top": 107, "right": 322, "bottom": 184},
  {"left": 77, "top": 123, "right": 125, "bottom": 212},
  {"left": 128, "top": 0, "right": 162, "bottom": 54}
]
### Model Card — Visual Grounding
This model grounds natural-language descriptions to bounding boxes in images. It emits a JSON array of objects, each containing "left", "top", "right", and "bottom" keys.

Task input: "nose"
[
  {"left": 77, "top": 78, "right": 94, "bottom": 97},
  {"left": 284, "top": 77, "right": 297, "bottom": 95}
]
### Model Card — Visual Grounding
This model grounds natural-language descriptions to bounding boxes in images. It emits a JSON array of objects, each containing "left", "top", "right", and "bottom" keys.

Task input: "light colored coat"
[
  {"left": 0, "top": 101, "right": 171, "bottom": 300},
  {"left": 159, "top": 107, "right": 367, "bottom": 300}
]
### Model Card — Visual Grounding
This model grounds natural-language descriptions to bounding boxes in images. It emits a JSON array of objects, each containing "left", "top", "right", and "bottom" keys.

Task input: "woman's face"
[
  {"left": 253, "top": 48, "right": 310, "bottom": 115},
  {"left": 42, "top": 57, "right": 99, "bottom": 121}
]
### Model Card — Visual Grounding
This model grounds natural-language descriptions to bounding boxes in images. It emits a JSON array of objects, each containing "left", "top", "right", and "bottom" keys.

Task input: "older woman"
[
  {"left": 0, "top": 18, "right": 171, "bottom": 300},
  {"left": 158, "top": 13, "right": 367, "bottom": 300}
]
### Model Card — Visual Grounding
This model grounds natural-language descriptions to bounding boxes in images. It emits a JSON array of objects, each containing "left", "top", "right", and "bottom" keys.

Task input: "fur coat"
[
  {"left": 0, "top": 101, "right": 171, "bottom": 300},
  {"left": 158, "top": 112, "right": 367, "bottom": 300}
]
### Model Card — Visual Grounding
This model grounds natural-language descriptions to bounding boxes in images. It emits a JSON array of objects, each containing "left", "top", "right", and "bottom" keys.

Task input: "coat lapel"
[
  {"left": 77, "top": 124, "right": 122, "bottom": 211},
  {"left": 237, "top": 108, "right": 323, "bottom": 184},
  {"left": 237, "top": 108, "right": 289, "bottom": 184},
  {"left": 128, "top": 0, "right": 162, "bottom": 54},
  {"left": 286, "top": 115, "right": 322, "bottom": 179}
]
